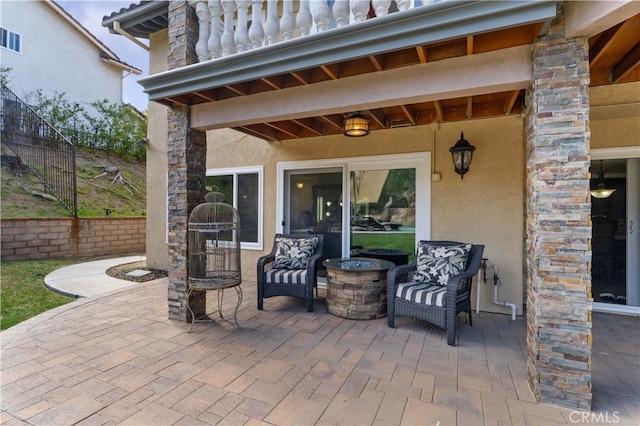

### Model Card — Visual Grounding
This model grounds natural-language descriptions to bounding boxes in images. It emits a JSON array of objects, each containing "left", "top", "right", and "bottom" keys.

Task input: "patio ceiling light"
[
  {"left": 343, "top": 113, "right": 369, "bottom": 137},
  {"left": 449, "top": 132, "right": 475, "bottom": 179},
  {"left": 590, "top": 160, "right": 616, "bottom": 199}
]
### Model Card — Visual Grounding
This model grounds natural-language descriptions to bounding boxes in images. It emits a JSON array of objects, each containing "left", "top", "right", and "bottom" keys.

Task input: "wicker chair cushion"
[
  {"left": 396, "top": 282, "right": 447, "bottom": 307},
  {"left": 273, "top": 237, "right": 319, "bottom": 270},
  {"left": 265, "top": 269, "right": 308, "bottom": 284},
  {"left": 415, "top": 242, "right": 471, "bottom": 285}
]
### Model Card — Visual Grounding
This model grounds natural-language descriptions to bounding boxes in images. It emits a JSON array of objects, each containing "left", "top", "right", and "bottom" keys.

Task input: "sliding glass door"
[
  {"left": 279, "top": 153, "right": 430, "bottom": 263},
  {"left": 350, "top": 167, "right": 416, "bottom": 262},
  {"left": 284, "top": 168, "right": 344, "bottom": 260},
  {"left": 591, "top": 150, "right": 640, "bottom": 314}
]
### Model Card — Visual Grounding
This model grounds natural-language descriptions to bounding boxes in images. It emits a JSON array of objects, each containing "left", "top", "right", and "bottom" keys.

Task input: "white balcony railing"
[{"left": 188, "top": 0, "right": 430, "bottom": 62}]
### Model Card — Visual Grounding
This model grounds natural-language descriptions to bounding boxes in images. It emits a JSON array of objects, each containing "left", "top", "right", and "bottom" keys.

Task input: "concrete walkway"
[{"left": 44, "top": 256, "right": 146, "bottom": 298}]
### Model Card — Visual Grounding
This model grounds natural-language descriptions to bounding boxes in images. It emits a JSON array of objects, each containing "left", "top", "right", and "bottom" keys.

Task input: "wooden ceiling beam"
[
  {"left": 225, "top": 84, "right": 249, "bottom": 96},
  {"left": 319, "top": 114, "right": 343, "bottom": 131},
  {"left": 466, "top": 35, "right": 474, "bottom": 55},
  {"left": 434, "top": 100, "right": 444, "bottom": 121},
  {"left": 261, "top": 76, "right": 282, "bottom": 90},
  {"left": 416, "top": 45, "right": 427, "bottom": 63},
  {"left": 466, "top": 100, "right": 506, "bottom": 118},
  {"left": 237, "top": 125, "right": 280, "bottom": 141},
  {"left": 292, "top": 117, "right": 325, "bottom": 136},
  {"left": 265, "top": 121, "right": 301, "bottom": 138},
  {"left": 321, "top": 64, "right": 340, "bottom": 80},
  {"left": 400, "top": 105, "right": 416, "bottom": 125},
  {"left": 367, "top": 109, "right": 387, "bottom": 128},
  {"left": 612, "top": 41, "right": 640, "bottom": 83},
  {"left": 290, "top": 70, "right": 310, "bottom": 85},
  {"left": 161, "top": 97, "right": 184, "bottom": 107},
  {"left": 193, "top": 91, "right": 217, "bottom": 102},
  {"left": 589, "top": 23, "right": 622, "bottom": 66},
  {"left": 369, "top": 54, "right": 384, "bottom": 71},
  {"left": 505, "top": 90, "right": 520, "bottom": 115},
  {"left": 466, "top": 97, "right": 473, "bottom": 119}
]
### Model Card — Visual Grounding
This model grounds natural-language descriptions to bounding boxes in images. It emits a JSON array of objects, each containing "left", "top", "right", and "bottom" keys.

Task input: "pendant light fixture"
[
  {"left": 590, "top": 160, "right": 616, "bottom": 199},
  {"left": 343, "top": 113, "right": 369, "bottom": 137}
]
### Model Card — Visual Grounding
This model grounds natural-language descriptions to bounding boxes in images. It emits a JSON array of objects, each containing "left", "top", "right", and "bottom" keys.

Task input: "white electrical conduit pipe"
[
  {"left": 492, "top": 264, "right": 517, "bottom": 320},
  {"left": 476, "top": 267, "right": 482, "bottom": 314}
]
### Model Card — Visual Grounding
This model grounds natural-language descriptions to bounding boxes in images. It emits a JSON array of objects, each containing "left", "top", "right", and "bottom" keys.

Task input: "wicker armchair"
[
  {"left": 257, "top": 233, "right": 324, "bottom": 312},
  {"left": 387, "top": 240, "right": 484, "bottom": 346}
]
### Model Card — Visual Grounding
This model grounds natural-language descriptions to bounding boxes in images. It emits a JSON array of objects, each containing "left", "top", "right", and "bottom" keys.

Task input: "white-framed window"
[
  {"left": 1, "top": 27, "right": 22, "bottom": 54},
  {"left": 206, "top": 165, "right": 263, "bottom": 250}
]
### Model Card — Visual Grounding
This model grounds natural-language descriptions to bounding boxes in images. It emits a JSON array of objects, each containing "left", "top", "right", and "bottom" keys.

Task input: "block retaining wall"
[{"left": 1, "top": 217, "right": 146, "bottom": 261}]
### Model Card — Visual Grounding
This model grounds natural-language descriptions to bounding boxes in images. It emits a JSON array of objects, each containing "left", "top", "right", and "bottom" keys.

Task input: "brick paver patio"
[{"left": 1, "top": 279, "right": 638, "bottom": 425}]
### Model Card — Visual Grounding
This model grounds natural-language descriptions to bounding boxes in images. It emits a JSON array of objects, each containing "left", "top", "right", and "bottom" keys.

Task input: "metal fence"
[{"left": 1, "top": 84, "right": 77, "bottom": 216}]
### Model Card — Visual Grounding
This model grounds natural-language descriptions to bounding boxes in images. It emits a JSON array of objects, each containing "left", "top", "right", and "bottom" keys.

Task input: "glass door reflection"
[{"left": 350, "top": 168, "right": 416, "bottom": 263}]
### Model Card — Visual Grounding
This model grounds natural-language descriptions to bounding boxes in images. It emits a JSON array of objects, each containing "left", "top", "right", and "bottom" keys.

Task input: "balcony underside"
[{"left": 137, "top": 1, "right": 640, "bottom": 142}]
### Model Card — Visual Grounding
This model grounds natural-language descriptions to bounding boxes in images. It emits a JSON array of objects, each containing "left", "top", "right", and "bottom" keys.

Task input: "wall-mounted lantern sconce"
[
  {"left": 449, "top": 132, "right": 475, "bottom": 179},
  {"left": 343, "top": 113, "right": 369, "bottom": 137}
]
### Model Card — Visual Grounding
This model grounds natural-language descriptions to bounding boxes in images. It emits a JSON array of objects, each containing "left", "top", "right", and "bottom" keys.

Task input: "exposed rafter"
[{"left": 613, "top": 41, "right": 640, "bottom": 83}]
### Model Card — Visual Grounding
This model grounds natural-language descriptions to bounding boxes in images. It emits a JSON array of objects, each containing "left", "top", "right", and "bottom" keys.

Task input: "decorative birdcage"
[{"left": 187, "top": 191, "right": 242, "bottom": 331}]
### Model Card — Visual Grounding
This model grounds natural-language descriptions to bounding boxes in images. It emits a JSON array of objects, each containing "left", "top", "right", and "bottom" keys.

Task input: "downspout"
[{"left": 121, "top": 70, "right": 132, "bottom": 104}]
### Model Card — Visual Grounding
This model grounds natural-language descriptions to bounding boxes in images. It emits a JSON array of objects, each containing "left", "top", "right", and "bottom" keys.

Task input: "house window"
[
  {"left": 206, "top": 166, "right": 263, "bottom": 250},
  {"left": 1, "top": 28, "right": 21, "bottom": 54}
]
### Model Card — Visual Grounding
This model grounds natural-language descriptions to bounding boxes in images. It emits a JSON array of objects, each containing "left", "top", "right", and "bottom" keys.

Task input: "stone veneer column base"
[{"left": 525, "top": 11, "right": 593, "bottom": 410}]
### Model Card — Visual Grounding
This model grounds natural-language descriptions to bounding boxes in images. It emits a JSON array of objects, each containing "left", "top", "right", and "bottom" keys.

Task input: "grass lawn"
[
  {"left": 1, "top": 259, "right": 76, "bottom": 330},
  {"left": 351, "top": 232, "right": 416, "bottom": 262}
]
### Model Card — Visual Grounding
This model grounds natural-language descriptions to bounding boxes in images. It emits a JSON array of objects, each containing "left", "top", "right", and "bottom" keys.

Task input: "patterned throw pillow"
[
  {"left": 415, "top": 242, "right": 471, "bottom": 286},
  {"left": 272, "top": 237, "right": 319, "bottom": 270}
]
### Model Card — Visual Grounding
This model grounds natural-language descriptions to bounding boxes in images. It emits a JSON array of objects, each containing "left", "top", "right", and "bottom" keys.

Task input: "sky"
[{"left": 56, "top": 0, "right": 150, "bottom": 111}]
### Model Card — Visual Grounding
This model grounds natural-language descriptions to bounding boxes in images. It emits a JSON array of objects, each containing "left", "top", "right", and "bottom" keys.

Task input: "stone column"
[
  {"left": 167, "top": 1, "right": 207, "bottom": 321},
  {"left": 525, "top": 11, "right": 592, "bottom": 410}
]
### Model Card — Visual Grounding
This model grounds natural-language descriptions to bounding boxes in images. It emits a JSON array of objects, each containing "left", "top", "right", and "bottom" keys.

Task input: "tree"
[{"left": 26, "top": 89, "right": 147, "bottom": 162}]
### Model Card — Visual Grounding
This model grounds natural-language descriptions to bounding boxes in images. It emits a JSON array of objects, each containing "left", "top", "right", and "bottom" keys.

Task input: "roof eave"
[{"left": 102, "top": 1, "right": 170, "bottom": 39}]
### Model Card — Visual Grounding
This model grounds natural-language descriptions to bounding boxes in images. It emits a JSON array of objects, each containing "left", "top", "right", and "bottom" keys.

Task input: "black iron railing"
[{"left": 1, "top": 84, "right": 77, "bottom": 216}]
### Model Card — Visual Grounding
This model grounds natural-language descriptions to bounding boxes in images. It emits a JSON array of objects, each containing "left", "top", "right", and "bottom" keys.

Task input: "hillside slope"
[{"left": 1, "top": 147, "right": 146, "bottom": 218}]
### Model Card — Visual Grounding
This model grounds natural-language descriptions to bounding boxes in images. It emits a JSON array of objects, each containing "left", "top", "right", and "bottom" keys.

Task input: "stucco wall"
[
  {"left": 145, "top": 29, "right": 170, "bottom": 270},
  {"left": 431, "top": 118, "right": 525, "bottom": 315},
  {"left": 0, "top": 1, "right": 123, "bottom": 106},
  {"left": 204, "top": 116, "right": 526, "bottom": 315},
  {"left": 591, "top": 82, "right": 640, "bottom": 149},
  {"left": 144, "top": 32, "right": 638, "bottom": 316}
]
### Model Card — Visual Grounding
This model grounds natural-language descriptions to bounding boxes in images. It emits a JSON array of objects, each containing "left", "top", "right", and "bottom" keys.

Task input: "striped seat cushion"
[
  {"left": 396, "top": 282, "right": 447, "bottom": 307},
  {"left": 265, "top": 269, "right": 308, "bottom": 285}
]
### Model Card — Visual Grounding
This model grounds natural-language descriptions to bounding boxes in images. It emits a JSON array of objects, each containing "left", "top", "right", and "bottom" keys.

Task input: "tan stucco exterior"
[
  {"left": 591, "top": 83, "right": 640, "bottom": 149},
  {"left": 201, "top": 117, "right": 526, "bottom": 315},
  {"left": 145, "top": 29, "right": 170, "bottom": 270},
  {"left": 143, "top": 26, "right": 639, "bottom": 318}
]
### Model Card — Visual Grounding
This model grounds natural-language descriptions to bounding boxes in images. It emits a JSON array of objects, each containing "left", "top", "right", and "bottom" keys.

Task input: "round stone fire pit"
[{"left": 322, "top": 257, "right": 395, "bottom": 320}]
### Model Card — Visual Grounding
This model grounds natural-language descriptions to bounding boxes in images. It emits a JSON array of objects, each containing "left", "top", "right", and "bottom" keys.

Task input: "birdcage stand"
[
  {"left": 186, "top": 280, "right": 243, "bottom": 333},
  {"left": 187, "top": 191, "right": 243, "bottom": 333}
]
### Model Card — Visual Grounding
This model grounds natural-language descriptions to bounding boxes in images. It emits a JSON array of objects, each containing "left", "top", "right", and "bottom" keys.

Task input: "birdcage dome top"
[{"left": 188, "top": 192, "right": 240, "bottom": 230}]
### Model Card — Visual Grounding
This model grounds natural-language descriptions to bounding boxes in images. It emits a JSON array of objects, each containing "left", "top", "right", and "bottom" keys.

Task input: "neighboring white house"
[{"left": 0, "top": 0, "right": 140, "bottom": 106}]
